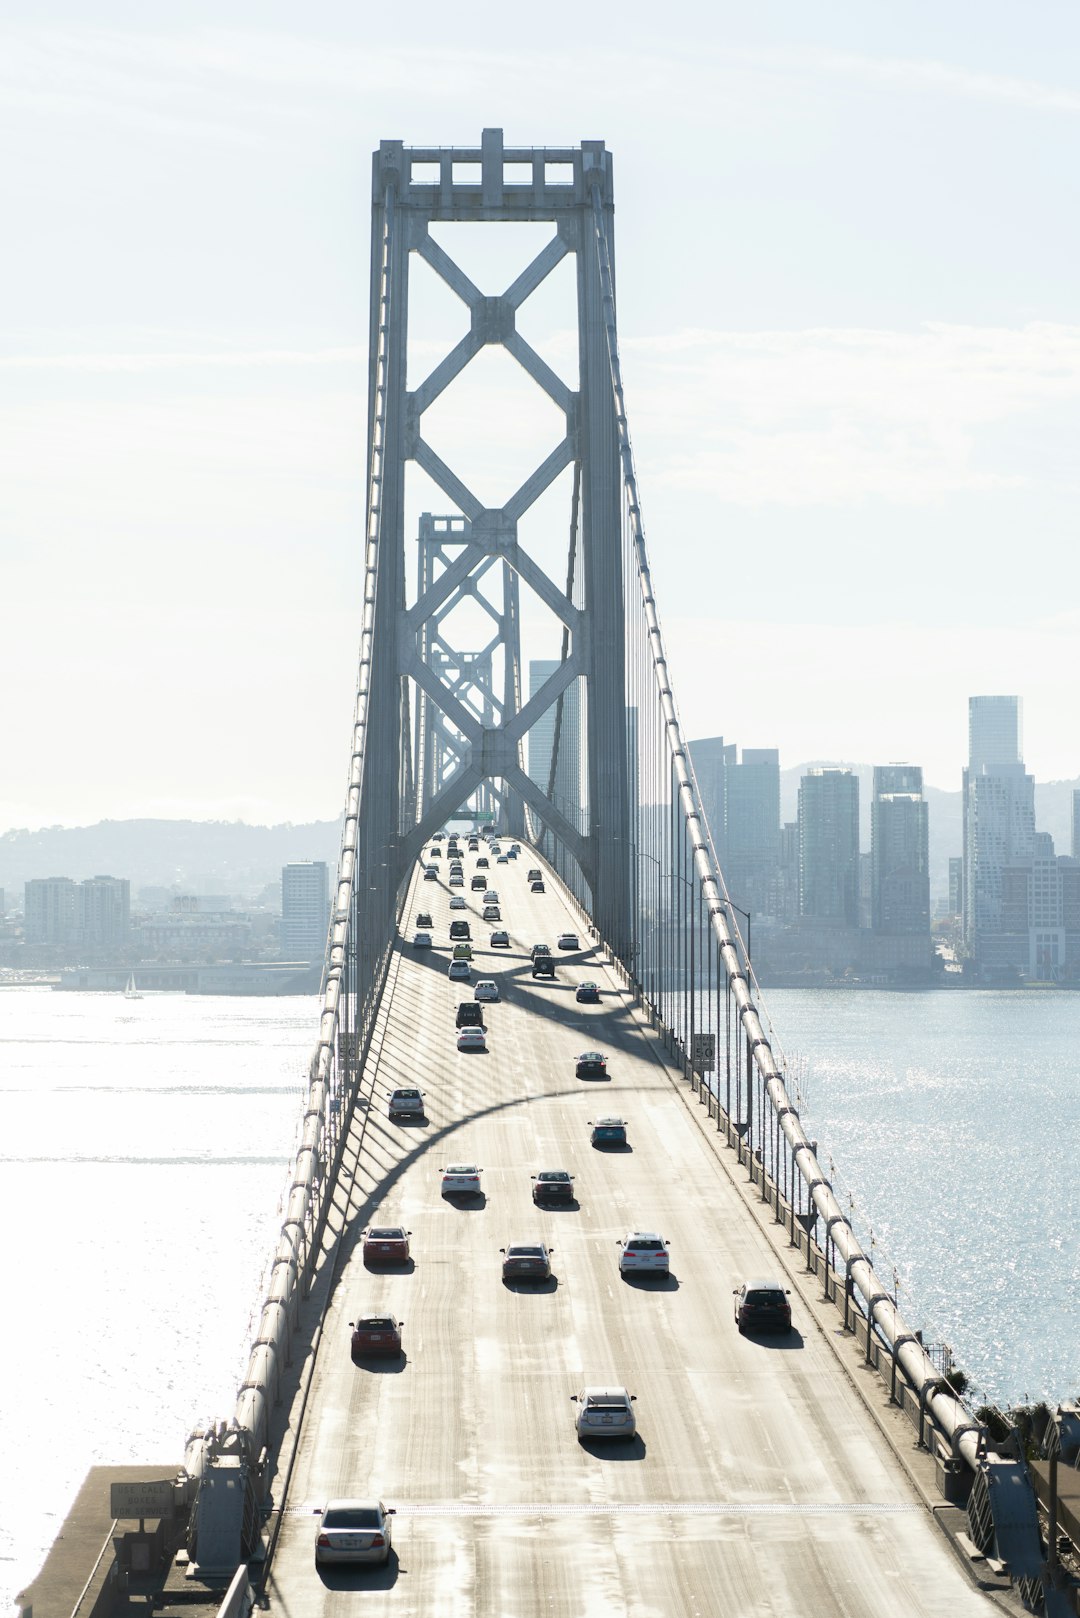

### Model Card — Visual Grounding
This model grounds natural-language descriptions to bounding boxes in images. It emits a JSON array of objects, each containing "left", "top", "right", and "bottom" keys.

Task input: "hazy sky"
[{"left": 3, "top": 1, "right": 1079, "bottom": 833}]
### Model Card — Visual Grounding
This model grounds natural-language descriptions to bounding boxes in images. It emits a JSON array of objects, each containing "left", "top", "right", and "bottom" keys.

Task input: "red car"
[
  {"left": 350, "top": 1314, "right": 404, "bottom": 1359},
  {"left": 361, "top": 1225, "right": 411, "bottom": 1265}
]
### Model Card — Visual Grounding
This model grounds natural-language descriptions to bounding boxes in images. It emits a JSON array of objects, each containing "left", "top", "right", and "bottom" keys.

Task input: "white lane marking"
[{"left": 289, "top": 1501, "right": 919, "bottom": 1518}]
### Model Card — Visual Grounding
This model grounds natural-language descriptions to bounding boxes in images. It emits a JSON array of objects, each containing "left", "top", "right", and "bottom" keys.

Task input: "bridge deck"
[{"left": 264, "top": 858, "right": 991, "bottom": 1616}]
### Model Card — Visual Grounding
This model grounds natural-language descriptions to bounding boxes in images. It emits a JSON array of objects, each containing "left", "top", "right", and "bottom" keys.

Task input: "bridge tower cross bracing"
[{"left": 363, "top": 127, "right": 631, "bottom": 946}]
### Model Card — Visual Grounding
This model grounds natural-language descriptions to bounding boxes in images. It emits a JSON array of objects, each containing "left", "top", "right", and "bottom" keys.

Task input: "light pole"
[
  {"left": 668, "top": 869, "right": 699, "bottom": 1081},
  {"left": 637, "top": 850, "right": 663, "bottom": 1022},
  {"left": 725, "top": 898, "right": 751, "bottom": 983}
]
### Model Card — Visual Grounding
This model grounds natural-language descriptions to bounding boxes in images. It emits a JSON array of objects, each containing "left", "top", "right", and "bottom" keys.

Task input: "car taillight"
[
  {"left": 317, "top": 1534, "right": 331, "bottom": 1547},
  {"left": 371, "top": 1534, "right": 385, "bottom": 1547}
]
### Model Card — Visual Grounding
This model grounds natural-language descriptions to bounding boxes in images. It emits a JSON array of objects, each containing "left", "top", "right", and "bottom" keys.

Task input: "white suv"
[{"left": 617, "top": 1232, "right": 670, "bottom": 1274}]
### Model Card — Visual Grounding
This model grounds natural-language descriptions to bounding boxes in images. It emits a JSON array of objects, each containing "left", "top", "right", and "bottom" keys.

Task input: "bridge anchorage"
[{"left": 136, "top": 132, "right": 1067, "bottom": 1616}]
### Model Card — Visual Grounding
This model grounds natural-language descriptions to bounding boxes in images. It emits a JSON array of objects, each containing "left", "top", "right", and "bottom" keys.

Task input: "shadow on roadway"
[
  {"left": 620, "top": 1271, "right": 680, "bottom": 1292},
  {"left": 742, "top": 1326, "right": 805, "bottom": 1351},
  {"left": 362, "top": 1256, "right": 416, "bottom": 1275},
  {"left": 350, "top": 1353, "right": 407, "bottom": 1374},
  {"left": 502, "top": 1274, "right": 559, "bottom": 1293},
  {"left": 578, "top": 1435, "right": 646, "bottom": 1460},
  {"left": 317, "top": 1550, "right": 400, "bottom": 1590},
  {"left": 441, "top": 1191, "right": 488, "bottom": 1210}
]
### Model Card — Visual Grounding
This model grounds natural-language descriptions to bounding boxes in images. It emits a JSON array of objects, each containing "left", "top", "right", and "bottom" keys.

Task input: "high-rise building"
[
  {"left": 871, "top": 765, "right": 930, "bottom": 937},
  {"left": 281, "top": 862, "right": 330, "bottom": 962},
  {"left": 962, "top": 696, "right": 1035, "bottom": 953},
  {"left": 724, "top": 748, "right": 780, "bottom": 915},
  {"left": 688, "top": 736, "right": 732, "bottom": 861},
  {"left": 79, "top": 875, "right": 130, "bottom": 949},
  {"left": 24, "top": 877, "right": 78, "bottom": 945},
  {"left": 1073, "top": 789, "right": 1080, "bottom": 861},
  {"left": 527, "top": 661, "right": 582, "bottom": 828},
  {"left": 798, "top": 769, "right": 859, "bottom": 925},
  {"left": 948, "top": 857, "right": 964, "bottom": 917}
]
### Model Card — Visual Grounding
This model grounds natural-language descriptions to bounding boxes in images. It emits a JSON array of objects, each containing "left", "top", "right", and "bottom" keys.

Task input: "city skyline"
[{"left": 3, "top": 4, "right": 1079, "bottom": 832}]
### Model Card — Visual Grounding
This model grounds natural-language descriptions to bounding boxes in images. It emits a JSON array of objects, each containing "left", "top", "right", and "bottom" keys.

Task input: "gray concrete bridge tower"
[{"left": 360, "top": 128, "right": 631, "bottom": 949}]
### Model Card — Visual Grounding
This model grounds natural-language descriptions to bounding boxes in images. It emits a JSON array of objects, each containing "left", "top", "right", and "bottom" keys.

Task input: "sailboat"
[{"left": 124, "top": 973, "right": 143, "bottom": 1000}]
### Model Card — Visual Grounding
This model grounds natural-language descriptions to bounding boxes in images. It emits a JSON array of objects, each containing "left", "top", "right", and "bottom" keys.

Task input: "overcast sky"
[{"left": 2, "top": 1, "right": 1079, "bottom": 834}]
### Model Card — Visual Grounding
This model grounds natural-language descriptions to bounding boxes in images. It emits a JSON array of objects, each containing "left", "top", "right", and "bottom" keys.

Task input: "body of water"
[
  {"left": 4, "top": 984, "right": 1077, "bottom": 1617},
  {"left": 762, "top": 989, "right": 1079, "bottom": 1410},
  {"left": 2, "top": 989, "right": 315, "bottom": 1618}
]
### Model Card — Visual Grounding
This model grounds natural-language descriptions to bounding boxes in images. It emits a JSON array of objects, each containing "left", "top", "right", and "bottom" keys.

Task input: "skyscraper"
[
  {"left": 724, "top": 747, "right": 780, "bottom": 914},
  {"left": 688, "top": 736, "right": 731, "bottom": 862},
  {"left": 870, "top": 765, "right": 929, "bottom": 935},
  {"left": 281, "top": 862, "right": 330, "bottom": 962},
  {"left": 527, "top": 661, "right": 582, "bottom": 827},
  {"left": 798, "top": 769, "right": 859, "bottom": 926},
  {"left": 962, "top": 696, "right": 1035, "bottom": 952}
]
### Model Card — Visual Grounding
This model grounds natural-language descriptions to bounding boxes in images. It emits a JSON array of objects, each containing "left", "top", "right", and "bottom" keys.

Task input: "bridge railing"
[{"left": 181, "top": 180, "right": 404, "bottom": 1565}]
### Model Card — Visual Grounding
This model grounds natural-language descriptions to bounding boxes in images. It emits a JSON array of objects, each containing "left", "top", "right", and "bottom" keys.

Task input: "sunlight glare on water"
[{"left": 1, "top": 988, "right": 315, "bottom": 1618}]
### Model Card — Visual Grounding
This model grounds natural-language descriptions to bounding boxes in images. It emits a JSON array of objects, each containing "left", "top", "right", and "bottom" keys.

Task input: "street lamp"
[
  {"left": 668, "top": 869, "right": 700, "bottom": 1083},
  {"left": 725, "top": 898, "right": 752, "bottom": 982},
  {"left": 636, "top": 850, "right": 664, "bottom": 1022}
]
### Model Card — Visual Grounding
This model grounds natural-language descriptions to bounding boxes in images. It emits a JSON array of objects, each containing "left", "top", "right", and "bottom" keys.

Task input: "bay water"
[{"left": 2, "top": 984, "right": 1077, "bottom": 1616}]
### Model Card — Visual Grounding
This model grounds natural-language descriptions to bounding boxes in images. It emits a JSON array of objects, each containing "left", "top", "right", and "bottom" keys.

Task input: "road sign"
[
  {"left": 110, "top": 1480, "right": 175, "bottom": 1519},
  {"left": 690, "top": 1033, "right": 716, "bottom": 1075}
]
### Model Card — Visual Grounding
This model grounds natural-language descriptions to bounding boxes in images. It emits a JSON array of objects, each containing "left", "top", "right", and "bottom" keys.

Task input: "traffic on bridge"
[{"left": 260, "top": 835, "right": 991, "bottom": 1617}]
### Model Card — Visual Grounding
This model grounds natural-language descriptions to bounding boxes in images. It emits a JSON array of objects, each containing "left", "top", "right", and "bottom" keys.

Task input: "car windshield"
[
  {"left": 630, "top": 1239, "right": 663, "bottom": 1250},
  {"left": 356, "top": 1317, "right": 395, "bottom": 1330},
  {"left": 323, "top": 1507, "right": 381, "bottom": 1529},
  {"left": 539, "top": 1172, "right": 569, "bottom": 1182},
  {"left": 586, "top": 1398, "right": 627, "bottom": 1412},
  {"left": 447, "top": 1165, "right": 477, "bottom": 1174},
  {"left": 395, "top": 1090, "right": 420, "bottom": 1100},
  {"left": 746, "top": 1289, "right": 782, "bottom": 1305},
  {"left": 369, "top": 1228, "right": 404, "bottom": 1240}
]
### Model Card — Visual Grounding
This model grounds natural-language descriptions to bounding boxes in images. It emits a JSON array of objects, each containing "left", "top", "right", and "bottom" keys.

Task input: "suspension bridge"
[{"left": 45, "top": 132, "right": 1080, "bottom": 1618}]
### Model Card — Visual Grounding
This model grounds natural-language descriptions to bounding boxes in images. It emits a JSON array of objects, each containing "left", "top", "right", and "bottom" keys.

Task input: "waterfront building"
[
  {"left": 78, "top": 875, "right": 130, "bottom": 950},
  {"left": 871, "top": 765, "right": 930, "bottom": 936},
  {"left": 962, "top": 696, "right": 1035, "bottom": 966},
  {"left": 24, "top": 877, "right": 79, "bottom": 945},
  {"left": 281, "top": 862, "right": 330, "bottom": 963},
  {"left": 1073, "top": 789, "right": 1080, "bottom": 860},
  {"left": 798, "top": 768, "right": 859, "bottom": 926}
]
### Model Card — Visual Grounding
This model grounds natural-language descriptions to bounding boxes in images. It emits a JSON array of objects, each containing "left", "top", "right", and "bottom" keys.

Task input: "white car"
[
  {"left": 483, "top": 890, "right": 499, "bottom": 904},
  {"left": 557, "top": 932, "right": 580, "bottom": 950},
  {"left": 314, "top": 1499, "right": 395, "bottom": 1565},
  {"left": 423, "top": 867, "right": 438, "bottom": 881},
  {"left": 474, "top": 980, "right": 500, "bottom": 1002},
  {"left": 449, "top": 896, "right": 467, "bottom": 910},
  {"left": 617, "top": 1232, "right": 670, "bottom": 1274},
  {"left": 411, "top": 930, "right": 432, "bottom": 948},
  {"left": 571, "top": 1386, "right": 637, "bottom": 1441},
  {"left": 457, "top": 1026, "right": 487, "bottom": 1052},
  {"left": 441, "top": 1163, "right": 482, "bottom": 1196},
  {"left": 448, "top": 959, "right": 471, "bottom": 981}
]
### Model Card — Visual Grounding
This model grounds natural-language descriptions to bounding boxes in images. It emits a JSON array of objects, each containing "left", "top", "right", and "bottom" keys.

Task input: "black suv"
[
  {"left": 455, "top": 1001, "right": 484, "bottom": 1029},
  {"left": 449, "top": 920, "right": 472, "bottom": 941},
  {"left": 532, "top": 956, "right": 555, "bottom": 979}
]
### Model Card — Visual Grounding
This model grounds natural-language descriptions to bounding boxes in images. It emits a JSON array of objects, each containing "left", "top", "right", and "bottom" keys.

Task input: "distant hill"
[{"left": 0, "top": 819, "right": 342, "bottom": 900}]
